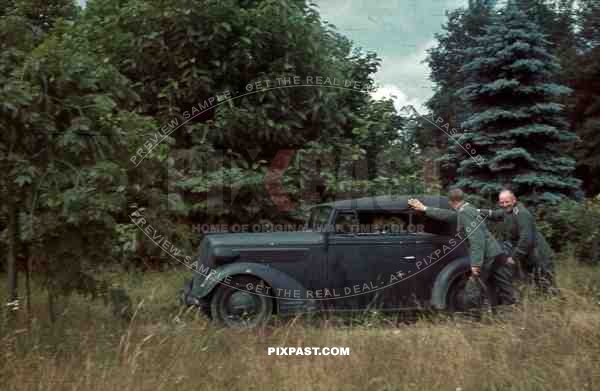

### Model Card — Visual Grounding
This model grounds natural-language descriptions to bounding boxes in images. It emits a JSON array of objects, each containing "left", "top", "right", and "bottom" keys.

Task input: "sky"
[
  {"left": 77, "top": 0, "right": 469, "bottom": 113},
  {"left": 313, "top": 0, "right": 468, "bottom": 113}
]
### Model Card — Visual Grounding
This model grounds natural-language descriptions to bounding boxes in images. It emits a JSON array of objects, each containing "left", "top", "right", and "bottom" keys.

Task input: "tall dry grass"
[{"left": 1, "top": 257, "right": 600, "bottom": 391}]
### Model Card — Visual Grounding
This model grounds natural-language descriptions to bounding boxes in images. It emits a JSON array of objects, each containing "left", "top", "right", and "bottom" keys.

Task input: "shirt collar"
[{"left": 457, "top": 202, "right": 469, "bottom": 212}]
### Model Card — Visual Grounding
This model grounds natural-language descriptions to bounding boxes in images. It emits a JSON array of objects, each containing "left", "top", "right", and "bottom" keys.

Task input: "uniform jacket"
[
  {"left": 424, "top": 202, "right": 503, "bottom": 268},
  {"left": 479, "top": 202, "right": 554, "bottom": 268}
]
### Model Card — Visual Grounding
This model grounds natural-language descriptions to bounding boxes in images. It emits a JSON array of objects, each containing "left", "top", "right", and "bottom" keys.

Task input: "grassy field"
[{"left": 1, "top": 256, "right": 600, "bottom": 391}]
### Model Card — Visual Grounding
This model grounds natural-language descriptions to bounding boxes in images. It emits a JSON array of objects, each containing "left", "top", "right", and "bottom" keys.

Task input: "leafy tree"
[
  {"left": 9, "top": 0, "right": 79, "bottom": 32},
  {"left": 0, "top": 0, "right": 429, "bottom": 298},
  {"left": 78, "top": 0, "right": 399, "bottom": 252},
  {"left": 0, "top": 0, "right": 38, "bottom": 317},
  {"left": 1, "top": 1, "right": 154, "bottom": 320},
  {"left": 455, "top": 5, "right": 580, "bottom": 204}
]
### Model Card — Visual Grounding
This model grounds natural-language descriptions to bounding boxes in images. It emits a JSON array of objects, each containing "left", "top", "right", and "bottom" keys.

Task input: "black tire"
[
  {"left": 446, "top": 271, "right": 497, "bottom": 313},
  {"left": 210, "top": 275, "right": 273, "bottom": 328}
]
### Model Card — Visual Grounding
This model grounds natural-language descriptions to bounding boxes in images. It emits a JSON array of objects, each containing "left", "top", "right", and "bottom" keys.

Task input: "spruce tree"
[
  {"left": 425, "top": 1, "right": 494, "bottom": 187},
  {"left": 455, "top": 4, "right": 581, "bottom": 204}
]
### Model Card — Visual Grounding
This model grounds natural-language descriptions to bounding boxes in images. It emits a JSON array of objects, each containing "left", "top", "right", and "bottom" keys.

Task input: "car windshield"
[{"left": 306, "top": 206, "right": 332, "bottom": 231}]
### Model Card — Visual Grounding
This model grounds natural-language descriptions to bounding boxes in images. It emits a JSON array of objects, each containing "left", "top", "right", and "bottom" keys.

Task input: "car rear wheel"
[
  {"left": 210, "top": 275, "right": 273, "bottom": 328},
  {"left": 446, "top": 272, "right": 497, "bottom": 313}
]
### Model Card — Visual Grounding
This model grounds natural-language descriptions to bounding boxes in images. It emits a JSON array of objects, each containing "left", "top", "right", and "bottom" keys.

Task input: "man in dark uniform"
[
  {"left": 408, "top": 189, "right": 516, "bottom": 311},
  {"left": 478, "top": 189, "right": 557, "bottom": 294}
]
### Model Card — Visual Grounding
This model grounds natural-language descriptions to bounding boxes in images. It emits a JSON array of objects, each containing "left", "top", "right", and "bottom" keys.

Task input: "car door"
[
  {"left": 383, "top": 231, "right": 441, "bottom": 308},
  {"left": 325, "top": 208, "right": 464, "bottom": 310},
  {"left": 359, "top": 211, "right": 426, "bottom": 309},
  {"left": 324, "top": 209, "right": 418, "bottom": 310},
  {"left": 399, "top": 210, "right": 467, "bottom": 306},
  {"left": 323, "top": 209, "right": 365, "bottom": 309}
]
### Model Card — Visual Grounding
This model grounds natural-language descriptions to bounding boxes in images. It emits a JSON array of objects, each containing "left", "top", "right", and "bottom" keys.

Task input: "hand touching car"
[{"left": 408, "top": 198, "right": 426, "bottom": 211}]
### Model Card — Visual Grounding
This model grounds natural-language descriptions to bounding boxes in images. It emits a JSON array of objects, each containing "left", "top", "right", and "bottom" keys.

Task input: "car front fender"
[{"left": 189, "top": 262, "right": 317, "bottom": 315}]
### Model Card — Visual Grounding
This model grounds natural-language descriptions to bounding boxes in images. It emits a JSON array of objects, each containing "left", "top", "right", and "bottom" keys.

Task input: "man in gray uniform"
[
  {"left": 408, "top": 189, "right": 516, "bottom": 311},
  {"left": 478, "top": 189, "right": 557, "bottom": 294}
]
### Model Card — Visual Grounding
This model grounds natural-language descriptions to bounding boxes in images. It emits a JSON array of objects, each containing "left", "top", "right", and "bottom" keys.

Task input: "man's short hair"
[{"left": 448, "top": 188, "right": 465, "bottom": 202}]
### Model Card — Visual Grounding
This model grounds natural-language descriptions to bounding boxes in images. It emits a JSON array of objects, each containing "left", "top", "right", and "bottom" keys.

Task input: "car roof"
[{"left": 315, "top": 195, "right": 451, "bottom": 211}]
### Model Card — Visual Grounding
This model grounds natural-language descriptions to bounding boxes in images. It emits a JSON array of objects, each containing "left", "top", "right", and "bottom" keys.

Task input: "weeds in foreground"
[{"left": 0, "top": 257, "right": 599, "bottom": 391}]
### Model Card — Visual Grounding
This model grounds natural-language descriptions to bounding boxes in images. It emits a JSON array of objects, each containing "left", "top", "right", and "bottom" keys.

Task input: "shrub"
[{"left": 536, "top": 195, "right": 600, "bottom": 264}]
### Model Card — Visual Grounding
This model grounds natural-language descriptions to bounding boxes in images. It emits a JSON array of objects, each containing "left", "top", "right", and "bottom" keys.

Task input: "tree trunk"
[
  {"left": 5, "top": 199, "right": 19, "bottom": 323},
  {"left": 25, "top": 252, "right": 32, "bottom": 321},
  {"left": 48, "top": 287, "right": 55, "bottom": 323}
]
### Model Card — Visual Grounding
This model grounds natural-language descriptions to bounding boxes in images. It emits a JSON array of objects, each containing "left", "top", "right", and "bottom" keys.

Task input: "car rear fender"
[
  {"left": 430, "top": 256, "right": 470, "bottom": 310},
  {"left": 190, "top": 262, "right": 317, "bottom": 314}
]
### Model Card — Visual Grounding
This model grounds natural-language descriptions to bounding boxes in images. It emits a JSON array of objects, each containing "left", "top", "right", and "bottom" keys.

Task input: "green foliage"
[
  {"left": 454, "top": 5, "right": 580, "bottom": 204},
  {"left": 80, "top": 0, "right": 375, "bottom": 150},
  {"left": 426, "top": 1, "right": 594, "bottom": 196},
  {"left": 424, "top": 1, "right": 493, "bottom": 187},
  {"left": 536, "top": 196, "right": 600, "bottom": 264},
  {"left": 73, "top": 0, "right": 402, "bottom": 252},
  {"left": 0, "top": 0, "right": 156, "bottom": 301},
  {"left": 571, "top": 0, "right": 600, "bottom": 195},
  {"left": 2, "top": 0, "right": 594, "bottom": 314}
]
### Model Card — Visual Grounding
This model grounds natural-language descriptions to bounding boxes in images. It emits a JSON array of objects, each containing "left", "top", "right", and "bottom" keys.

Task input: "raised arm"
[
  {"left": 477, "top": 208, "right": 505, "bottom": 221},
  {"left": 408, "top": 198, "right": 457, "bottom": 223},
  {"left": 424, "top": 207, "right": 457, "bottom": 223}
]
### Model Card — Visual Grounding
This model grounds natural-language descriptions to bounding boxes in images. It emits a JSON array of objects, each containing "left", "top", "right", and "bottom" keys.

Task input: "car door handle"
[{"left": 402, "top": 256, "right": 416, "bottom": 260}]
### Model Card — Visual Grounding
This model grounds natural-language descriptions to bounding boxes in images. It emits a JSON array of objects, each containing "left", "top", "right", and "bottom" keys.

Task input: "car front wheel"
[{"left": 210, "top": 275, "right": 273, "bottom": 328}]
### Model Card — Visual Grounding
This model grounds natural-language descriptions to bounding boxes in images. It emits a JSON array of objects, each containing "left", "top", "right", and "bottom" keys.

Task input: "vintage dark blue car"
[{"left": 180, "top": 195, "right": 477, "bottom": 327}]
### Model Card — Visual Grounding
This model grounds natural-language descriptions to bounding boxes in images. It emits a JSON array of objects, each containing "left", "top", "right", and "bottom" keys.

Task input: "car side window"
[
  {"left": 334, "top": 210, "right": 358, "bottom": 234},
  {"left": 356, "top": 211, "right": 412, "bottom": 235},
  {"left": 307, "top": 206, "right": 333, "bottom": 231},
  {"left": 410, "top": 211, "right": 455, "bottom": 236}
]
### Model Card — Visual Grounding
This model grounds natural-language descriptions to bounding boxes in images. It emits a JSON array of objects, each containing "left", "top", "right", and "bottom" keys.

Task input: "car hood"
[{"left": 198, "top": 231, "right": 326, "bottom": 267}]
